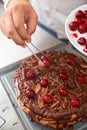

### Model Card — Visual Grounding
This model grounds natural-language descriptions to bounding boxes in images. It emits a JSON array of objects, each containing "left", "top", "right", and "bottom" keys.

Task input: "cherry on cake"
[{"left": 13, "top": 50, "right": 87, "bottom": 130}]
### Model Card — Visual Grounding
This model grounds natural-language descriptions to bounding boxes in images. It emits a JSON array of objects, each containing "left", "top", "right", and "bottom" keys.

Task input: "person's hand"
[{"left": 0, "top": 0, "right": 38, "bottom": 47}]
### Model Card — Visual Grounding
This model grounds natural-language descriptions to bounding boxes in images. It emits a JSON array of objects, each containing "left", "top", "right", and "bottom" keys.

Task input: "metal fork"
[{"left": 25, "top": 42, "right": 45, "bottom": 63}]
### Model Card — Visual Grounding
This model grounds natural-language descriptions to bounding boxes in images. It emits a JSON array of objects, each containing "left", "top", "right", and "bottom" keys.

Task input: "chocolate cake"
[{"left": 13, "top": 50, "right": 87, "bottom": 130}]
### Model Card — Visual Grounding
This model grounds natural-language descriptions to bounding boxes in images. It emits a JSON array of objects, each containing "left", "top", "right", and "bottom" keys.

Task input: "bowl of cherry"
[{"left": 65, "top": 4, "right": 87, "bottom": 56}]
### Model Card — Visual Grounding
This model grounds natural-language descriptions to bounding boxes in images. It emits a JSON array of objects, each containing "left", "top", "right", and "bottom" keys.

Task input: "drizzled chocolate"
[{"left": 13, "top": 50, "right": 87, "bottom": 130}]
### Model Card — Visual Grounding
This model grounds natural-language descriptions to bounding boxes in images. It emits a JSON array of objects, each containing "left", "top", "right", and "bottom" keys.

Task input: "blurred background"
[{"left": 0, "top": 1, "right": 4, "bottom": 16}]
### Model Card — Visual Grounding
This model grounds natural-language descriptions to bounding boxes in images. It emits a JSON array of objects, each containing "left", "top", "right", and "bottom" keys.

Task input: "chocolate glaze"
[{"left": 13, "top": 50, "right": 87, "bottom": 129}]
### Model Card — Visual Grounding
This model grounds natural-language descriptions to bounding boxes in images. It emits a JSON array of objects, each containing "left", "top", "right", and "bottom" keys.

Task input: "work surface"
[{"left": 0, "top": 25, "right": 62, "bottom": 130}]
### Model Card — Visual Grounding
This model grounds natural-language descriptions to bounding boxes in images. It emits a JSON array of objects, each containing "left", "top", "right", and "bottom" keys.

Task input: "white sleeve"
[
  {"left": 1, "top": 0, "right": 6, "bottom": 3},
  {"left": 1, "top": 0, "right": 11, "bottom": 9},
  {"left": 2, "top": 0, "right": 30, "bottom": 9}
]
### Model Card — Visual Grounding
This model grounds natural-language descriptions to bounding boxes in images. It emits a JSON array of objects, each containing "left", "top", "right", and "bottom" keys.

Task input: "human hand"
[{"left": 0, "top": 0, "right": 38, "bottom": 47}]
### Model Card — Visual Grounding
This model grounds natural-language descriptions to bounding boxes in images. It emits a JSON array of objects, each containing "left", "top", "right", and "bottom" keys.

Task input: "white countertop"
[{"left": 0, "top": 26, "right": 62, "bottom": 129}]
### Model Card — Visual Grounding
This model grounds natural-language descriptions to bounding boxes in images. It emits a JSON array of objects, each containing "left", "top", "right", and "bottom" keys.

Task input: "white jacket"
[
  {"left": 3, "top": 0, "right": 87, "bottom": 39},
  {"left": 31, "top": 0, "right": 87, "bottom": 38}
]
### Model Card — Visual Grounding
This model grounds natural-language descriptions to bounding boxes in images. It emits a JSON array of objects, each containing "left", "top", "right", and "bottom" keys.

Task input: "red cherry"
[
  {"left": 82, "top": 16, "right": 87, "bottom": 23},
  {"left": 85, "top": 21, "right": 87, "bottom": 28},
  {"left": 71, "top": 97, "right": 80, "bottom": 107},
  {"left": 83, "top": 47, "right": 87, "bottom": 53},
  {"left": 69, "top": 21, "right": 78, "bottom": 31},
  {"left": 59, "top": 88, "right": 68, "bottom": 96},
  {"left": 78, "top": 24, "right": 87, "bottom": 34},
  {"left": 77, "top": 37, "right": 86, "bottom": 45},
  {"left": 59, "top": 72, "right": 68, "bottom": 80},
  {"left": 26, "top": 89, "right": 35, "bottom": 99},
  {"left": 84, "top": 10, "right": 87, "bottom": 16},
  {"left": 75, "top": 10, "right": 85, "bottom": 19},
  {"left": 43, "top": 95, "right": 53, "bottom": 104},
  {"left": 67, "top": 58, "right": 76, "bottom": 65},
  {"left": 84, "top": 10, "right": 87, "bottom": 20},
  {"left": 40, "top": 78, "right": 48, "bottom": 88},
  {"left": 75, "top": 18, "right": 85, "bottom": 25},
  {"left": 41, "top": 56, "right": 51, "bottom": 68},
  {"left": 77, "top": 75, "right": 86, "bottom": 84},
  {"left": 25, "top": 69, "right": 35, "bottom": 79}
]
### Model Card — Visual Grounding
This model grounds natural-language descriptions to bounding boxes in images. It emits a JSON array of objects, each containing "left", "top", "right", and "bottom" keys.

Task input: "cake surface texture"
[{"left": 13, "top": 50, "right": 87, "bottom": 130}]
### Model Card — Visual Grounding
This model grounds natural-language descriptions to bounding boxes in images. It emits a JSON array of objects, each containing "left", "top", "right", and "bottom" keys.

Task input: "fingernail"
[
  {"left": 22, "top": 44, "right": 26, "bottom": 48},
  {"left": 27, "top": 39, "right": 31, "bottom": 43},
  {"left": 27, "top": 37, "right": 31, "bottom": 42}
]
